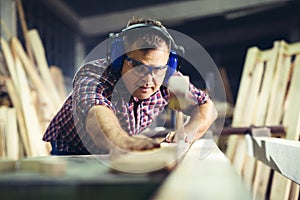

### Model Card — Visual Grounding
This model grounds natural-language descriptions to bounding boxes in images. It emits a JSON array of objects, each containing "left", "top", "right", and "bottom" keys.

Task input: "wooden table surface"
[
  {"left": 0, "top": 154, "right": 168, "bottom": 200},
  {"left": 151, "top": 139, "right": 252, "bottom": 200},
  {"left": 0, "top": 139, "right": 252, "bottom": 200}
]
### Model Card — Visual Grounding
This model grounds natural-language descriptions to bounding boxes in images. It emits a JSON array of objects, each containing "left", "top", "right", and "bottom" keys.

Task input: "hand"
[
  {"left": 113, "top": 135, "right": 161, "bottom": 151},
  {"left": 165, "top": 131, "right": 176, "bottom": 143},
  {"left": 164, "top": 131, "right": 193, "bottom": 144}
]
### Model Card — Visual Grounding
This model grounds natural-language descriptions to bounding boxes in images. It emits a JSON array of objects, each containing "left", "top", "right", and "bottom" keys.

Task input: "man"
[{"left": 43, "top": 16, "right": 217, "bottom": 155}]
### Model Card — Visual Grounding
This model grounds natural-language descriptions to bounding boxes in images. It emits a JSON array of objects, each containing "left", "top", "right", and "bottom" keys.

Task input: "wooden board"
[
  {"left": 0, "top": 107, "right": 7, "bottom": 157},
  {"left": 1, "top": 38, "right": 31, "bottom": 156},
  {"left": 0, "top": 38, "right": 19, "bottom": 93},
  {"left": 0, "top": 155, "right": 165, "bottom": 200},
  {"left": 152, "top": 140, "right": 252, "bottom": 200},
  {"left": 252, "top": 41, "right": 300, "bottom": 200},
  {"left": 265, "top": 41, "right": 292, "bottom": 126},
  {"left": 12, "top": 51, "right": 49, "bottom": 156},
  {"left": 225, "top": 47, "right": 259, "bottom": 163},
  {"left": 231, "top": 47, "right": 259, "bottom": 127},
  {"left": 5, "top": 78, "right": 30, "bottom": 156},
  {"left": 10, "top": 36, "right": 57, "bottom": 124},
  {"left": 241, "top": 42, "right": 280, "bottom": 191},
  {"left": 269, "top": 48, "right": 300, "bottom": 200},
  {"left": 50, "top": 66, "right": 67, "bottom": 101},
  {"left": 252, "top": 42, "right": 280, "bottom": 126},
  {"left": 232, "top": 135, "right": 246, "bottom": 176},
  {"left": 230, "top": 44, "right": 280, "bottom": 178},
  {"left": 219, "top": 67, "right": 234, "bottom": 105},
  {"left": 27, "top": 29, "right": 62, "bottom": 109},
  {"left": 5, "top": 107, "right": 19, "bottom": 160},
  {"left": 110, "top": 143, "right": 177, "bottom": 173},
  {"left": 16, "top": 0, "right": 34, "bottom": 64}
]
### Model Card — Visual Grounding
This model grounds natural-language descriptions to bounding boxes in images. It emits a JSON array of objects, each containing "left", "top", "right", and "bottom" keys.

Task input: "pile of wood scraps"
[{"left": 0, "top": 30, "right": 66, "bottom": 158}]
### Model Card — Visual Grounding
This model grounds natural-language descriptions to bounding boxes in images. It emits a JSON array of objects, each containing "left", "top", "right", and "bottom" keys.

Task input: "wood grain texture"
[
  {"left": 27, "top": 29, "right": 62, "bottom": 108},
  {"left": 152, "top": 140, "right": 252, "bottom": 200}
]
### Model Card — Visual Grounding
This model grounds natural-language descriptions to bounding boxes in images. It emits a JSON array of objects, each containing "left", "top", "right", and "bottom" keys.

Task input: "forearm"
[
  {"left": 85, "top": 105, "right": 160, "bottom": 151},
  {"left": 85, "top": 105, "right": 128, "bottom": 150},
  {"left": 184, "top": 99, "right": 218, "bottom": 142}
]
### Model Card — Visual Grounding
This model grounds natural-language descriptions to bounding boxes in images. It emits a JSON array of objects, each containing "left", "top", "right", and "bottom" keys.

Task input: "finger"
[
  {"left": 165, "top": 132, "right": 176, "bottom": 143},
  {"left": 152, "top": 141, "right": 161, "bottom": 148}
]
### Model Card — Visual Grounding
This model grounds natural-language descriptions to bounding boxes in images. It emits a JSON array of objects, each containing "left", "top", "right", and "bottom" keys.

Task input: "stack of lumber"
[
  {"left": 0, "top": 30, "right": 66, "bottom": 158},
  {"left": 225, "top": 40, "right": 300, "bottom": 200}
]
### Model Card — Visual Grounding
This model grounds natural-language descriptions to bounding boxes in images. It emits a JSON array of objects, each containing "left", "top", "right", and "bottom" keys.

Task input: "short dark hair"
[{"left": 123, "top": 16, "right": 171, "bottom": 53}]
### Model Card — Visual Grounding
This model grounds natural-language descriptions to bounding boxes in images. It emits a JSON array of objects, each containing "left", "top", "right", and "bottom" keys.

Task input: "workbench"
[{"left": 0, "top": 139, "right": 252, "bottom": 200}]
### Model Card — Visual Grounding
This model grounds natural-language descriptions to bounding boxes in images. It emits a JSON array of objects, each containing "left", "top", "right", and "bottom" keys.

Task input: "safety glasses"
[{"left": 125, "top": 55, "right": 168, "bottom": 77}]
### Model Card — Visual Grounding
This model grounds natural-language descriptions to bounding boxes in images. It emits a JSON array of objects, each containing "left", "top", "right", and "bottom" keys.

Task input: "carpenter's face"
[{"left": 121, "top": 48, "right": 169, "bottom": 100}]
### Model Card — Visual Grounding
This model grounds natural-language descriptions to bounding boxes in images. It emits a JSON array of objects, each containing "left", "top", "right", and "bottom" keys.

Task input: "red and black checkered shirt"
[{"left": 42, "top": 59, "right": 209, "bottom": 154}]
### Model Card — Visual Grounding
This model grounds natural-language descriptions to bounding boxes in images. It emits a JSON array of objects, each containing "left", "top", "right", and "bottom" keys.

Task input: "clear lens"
[
  {"left": 132, "top": 65, "right": 167, "bottom": 77},
  {"left": 125, "top": 56, "right": 168, "bottom": 77}
]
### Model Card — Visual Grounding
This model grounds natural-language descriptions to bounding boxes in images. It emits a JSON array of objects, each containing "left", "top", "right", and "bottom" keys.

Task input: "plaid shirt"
[{"left": 43, "top": 59, "right": 209, "bottom": 154}]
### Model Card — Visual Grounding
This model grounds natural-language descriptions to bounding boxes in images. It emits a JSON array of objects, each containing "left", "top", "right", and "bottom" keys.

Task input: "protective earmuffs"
[{"left": 107, "top": 23, "right": 183, "bottom": 83}]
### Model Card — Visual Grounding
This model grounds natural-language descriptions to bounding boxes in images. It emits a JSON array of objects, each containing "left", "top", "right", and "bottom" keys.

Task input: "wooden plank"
[
  {"left": 252, "top": 41, "right": 293, "bottom": 200},
  {"left": 0, "top": 0, "right": 16, "bottom": 40},
  {"left": 50, "top": 66, "right": 67, "bottom": 101},
  {"left": 241, "top": 155, "right": 256, "bottom": 190},
  {"left": 110, "top": 143, "right": 177, "bottom": 173},
  {"left": 240, "top": 61, "right": 264, "bottom": 125},
  {"left": 0, "top": 159, "right": 16, "bottom": 172},
  {"left": 265, "top": 41, "right": 292, "bottom": 126},
  {"left": 1, "top": 37, "right": 31, "bottom": 156},
  {"left": 152, "top": 139, "right": 252, "bottom": 200},
  {"left": 232, "top": 47, "right": 259, "bottom": 127},
  {"left": 225, "top": 134, "right": 239, "bottom": 162},
  {"left": 270, "top": 53, "right": 300, "bottom": 200},
  {"left": 226, "top": 47, "right": 259, "bottom": 162},
  {"left": 27, "top": 29, "right": 62, "bottom": 108},
  {"left": 287, "top": 41, "right": 300, "bottom": 55},
  {"left": 226, "top": 46, "right": 270, "bottom": 165},
  {"left": 12, "top": 52, "right": 49, "bottom": 156},
  {"left": 5, "top": 78, "right": 30, "bottom": 156},
  {"left": 0, "top": 38, "right": 19, "bottom": 93},
  {"left": 232, "top": 136, "right": 246, "bottom": 176},
  {"left": 0, "top": 107, "right": 7, "bottom": 157},
  {"left": 0, "top": 124, "right": 4, "bottom": 157},
  {"left": 282, "top": 53, "right": 300, "bottom": 140},
  {"left": 289, "top": 183, "right": 299, "bottom": 200},
  {"left": 231, "top": 45, "right": 279, "bottom": 177},
  {"left": 285, "top": 54, "right": 300, "bottom": 200},
  {"left": 5, "top": 107, "right": 19, "bottom": 160},
  {"left": 219, "top": 67, "right": 234, "bottom": 105},
  {"left": 241, "top": 42, "right": 280, "bottom": 190},
  {"left": 16, "top": 0, "right": 34, "bottom": 64},
  {"left": 252, "top": 41, "right": 280, "bottom": 126},
  {"left": 253, "top": 41, "right": 300, "bottom": 200},
  {"left": 10, "top": 36, "right": 57, "bottom": 123}
]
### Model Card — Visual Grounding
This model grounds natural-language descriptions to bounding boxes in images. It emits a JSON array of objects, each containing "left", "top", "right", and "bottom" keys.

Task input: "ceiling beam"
[{"left": 42, "top": 0, "right": 291, "bottom": 36}]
